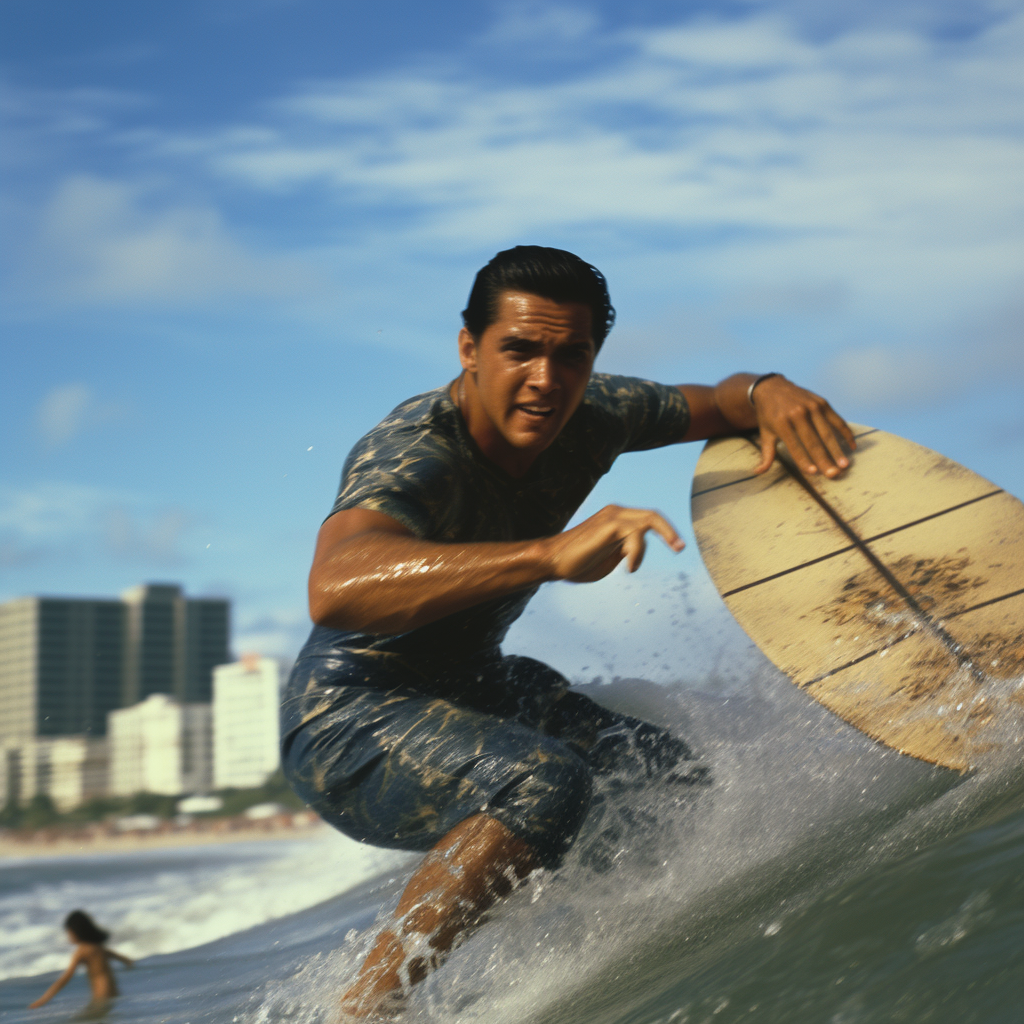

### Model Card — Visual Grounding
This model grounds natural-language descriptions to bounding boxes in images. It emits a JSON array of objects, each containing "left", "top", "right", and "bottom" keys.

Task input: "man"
[{"left": 281, "top": 246, "right": 854, "bottom": 1015}]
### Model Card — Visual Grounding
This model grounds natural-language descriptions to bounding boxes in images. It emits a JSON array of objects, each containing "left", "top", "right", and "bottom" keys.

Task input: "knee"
[
  {"left": 529, "top": 749, "right": 594, "bottom": 822},
  {"left": 494, "top": 748, "right": 593, "bottom": 868}
]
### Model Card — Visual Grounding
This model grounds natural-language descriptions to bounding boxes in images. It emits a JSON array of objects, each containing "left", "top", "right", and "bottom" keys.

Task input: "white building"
[
  {"left": 1, "top": 735, "right": 109, "bottom": 812},
  {"left": 1, "top": 733, "right": 108, "bottom": 811},
  {"left": 213, "top": 654, "right": 280, "bottom": 789},
  {"left": 38, "top": 736, "right": 109, "bottom": 810},
  {"left": 108, "top": 694, "right": 212, "bottom": 796}
]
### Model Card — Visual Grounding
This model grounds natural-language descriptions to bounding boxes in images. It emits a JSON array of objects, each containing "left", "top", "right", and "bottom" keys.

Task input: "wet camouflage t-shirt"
[{"left": 322, "top": 373, "right": 690, "bottom": 665}]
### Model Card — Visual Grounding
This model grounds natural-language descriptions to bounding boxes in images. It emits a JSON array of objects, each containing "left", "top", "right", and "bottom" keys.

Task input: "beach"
[{"left": 0, "top": 810, "right": 325, "bottom": 861}]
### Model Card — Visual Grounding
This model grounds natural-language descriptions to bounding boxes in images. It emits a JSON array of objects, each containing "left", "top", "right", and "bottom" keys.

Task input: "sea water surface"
[{"left": 2, "top": 667, "right": 1022, "bottom": 1024}]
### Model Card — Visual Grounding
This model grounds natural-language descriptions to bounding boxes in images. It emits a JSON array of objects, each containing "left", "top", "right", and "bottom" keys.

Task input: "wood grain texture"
[{"left": 691, "top": 425, "right": 1024, "bottom": 771}]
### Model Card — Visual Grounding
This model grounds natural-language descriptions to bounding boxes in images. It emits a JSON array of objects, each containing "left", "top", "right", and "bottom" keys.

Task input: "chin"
[{"left": 514, "top": 429, "right": 554, "bottom": 449}]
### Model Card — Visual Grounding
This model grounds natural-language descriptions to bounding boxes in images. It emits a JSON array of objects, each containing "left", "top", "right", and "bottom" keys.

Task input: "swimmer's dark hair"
[
  {"left": 462, "top": 245, "right": 616, "bottom": 351},
  {"left": 64, "top": 910, "right": 110, "bottom": 945}
]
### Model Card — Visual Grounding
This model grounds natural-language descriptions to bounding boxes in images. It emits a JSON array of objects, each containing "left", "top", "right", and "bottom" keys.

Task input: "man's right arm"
[{"left": 309, "top": 505, "right": 685, "bottom": 635}]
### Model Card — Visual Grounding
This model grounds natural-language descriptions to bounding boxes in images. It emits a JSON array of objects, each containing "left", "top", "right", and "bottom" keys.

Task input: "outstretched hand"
[
  {"left": 543, "top": 504, "right": 684, "bottom": 583},
  {"left": 750, "top": 376, "right": 855, "bottom": 478}
]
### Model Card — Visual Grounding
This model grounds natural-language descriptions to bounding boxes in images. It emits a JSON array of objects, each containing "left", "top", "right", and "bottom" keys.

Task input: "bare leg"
[{"left": 341, "top": 813, "right": 539, "bottom": 1017}]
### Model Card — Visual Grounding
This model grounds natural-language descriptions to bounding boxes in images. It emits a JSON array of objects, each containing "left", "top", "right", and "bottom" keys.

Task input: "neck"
[{"left": 451, "top": 372, "right": 537, "bottom": 478}]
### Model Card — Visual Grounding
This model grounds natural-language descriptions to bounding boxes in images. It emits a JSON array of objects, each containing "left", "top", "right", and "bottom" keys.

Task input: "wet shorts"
[{"left": 281, "top": 647, "right": 695, "bottom": 868}]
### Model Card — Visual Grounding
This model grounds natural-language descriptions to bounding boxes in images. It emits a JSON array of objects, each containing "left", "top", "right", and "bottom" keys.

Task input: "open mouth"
[{"left": 515, "top": 403, "right": 556, "bottom": 421}]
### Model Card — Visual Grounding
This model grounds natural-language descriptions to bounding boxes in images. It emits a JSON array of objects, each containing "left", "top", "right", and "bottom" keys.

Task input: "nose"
[{"left": 528, "top": 357, "right": 558, "bottom": 393}]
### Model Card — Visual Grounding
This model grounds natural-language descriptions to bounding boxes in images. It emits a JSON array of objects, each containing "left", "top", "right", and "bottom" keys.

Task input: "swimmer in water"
[{"left": 28, "top": 910, "right": 133, "bottom": 1013}]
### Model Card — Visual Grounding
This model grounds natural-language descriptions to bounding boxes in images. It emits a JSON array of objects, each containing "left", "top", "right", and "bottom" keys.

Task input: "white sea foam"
[
  {"left": 0, "top": 831, "right": 414, "bottom": 982},
  {"left": 248, "top": 667, "right": 1024, "bottom": 1024}
]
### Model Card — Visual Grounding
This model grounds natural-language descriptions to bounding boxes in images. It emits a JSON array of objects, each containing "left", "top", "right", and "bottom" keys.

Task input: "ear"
[{"left": 457, "top": 327, "right": 478, "bottom": 373}]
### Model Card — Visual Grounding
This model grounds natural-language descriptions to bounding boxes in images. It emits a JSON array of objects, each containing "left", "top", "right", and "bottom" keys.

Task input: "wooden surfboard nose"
[{"left": 691, "top": 425, "right": 1024, "bottom": 772}]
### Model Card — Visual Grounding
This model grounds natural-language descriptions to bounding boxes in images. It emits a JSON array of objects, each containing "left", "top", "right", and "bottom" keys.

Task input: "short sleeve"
[
  {"left": 326, "top": 427, "right": 458, "bottom": 539},
  {"left": 585, "top": 374, "right": 691, "bottom": 454}
]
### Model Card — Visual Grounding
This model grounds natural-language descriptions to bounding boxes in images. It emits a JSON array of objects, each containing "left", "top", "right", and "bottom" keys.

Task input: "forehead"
[{"left": 487, "top": 290, "right": 593, "bottom": 343}]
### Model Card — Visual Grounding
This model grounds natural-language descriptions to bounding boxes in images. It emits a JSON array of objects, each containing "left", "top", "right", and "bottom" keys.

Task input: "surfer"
[
  {"left": 280, "top": 245, "right": 854, "bottom": 1015},
  {"left": 28, "top": 910, "right": 133, "bottom": 1014}
]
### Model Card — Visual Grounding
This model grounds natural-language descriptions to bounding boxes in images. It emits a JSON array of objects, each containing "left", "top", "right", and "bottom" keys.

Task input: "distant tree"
[
  {"left": 22, "top": 794, "right": 60, "bottom": 830},
  {"left": 124, "top": 792, "right": 178, "bottom": 817},
  {"left": 0, "top": 799, "right": 24, "bottom": 828},
  {"left": 215, "top": 769, "right": 307, "bottom": 815},
  {"left": 1, "top": 770, "right": 309, "bottom": 835}
]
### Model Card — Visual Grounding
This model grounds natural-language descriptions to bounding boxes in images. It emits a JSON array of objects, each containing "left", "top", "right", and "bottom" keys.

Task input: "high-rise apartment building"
[
  {"left": 0, "top": 597, "right": 125, "bottom": 741},
  {"left": 121, "top": 585, "right": 230, "bottom": 705},
  {"left": 213, "top": 654, "right": 281, "bottom": 789},
  {"left": 0, "top": 584, "right": 230, "bottom": 742}
]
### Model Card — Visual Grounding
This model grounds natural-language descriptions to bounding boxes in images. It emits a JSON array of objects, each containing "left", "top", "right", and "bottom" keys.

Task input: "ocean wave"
[{"left": 0, "top": 832, "right": 415, "bottom": 982}]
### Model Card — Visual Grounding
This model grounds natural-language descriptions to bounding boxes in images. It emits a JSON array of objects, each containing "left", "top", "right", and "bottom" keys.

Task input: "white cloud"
[
  {"left": 233, "top": 608, "right": 309, "bottom": 659},
  {"left": 635, "top": 14, "right": 819, "bottom": 68},
  {"left": 481, "top": 2, "right": 600, "bottom": 46},
  {"left": 824, "top": 291, "right": 1024, "bottom": 409},
  {"left": 0, "top": 482, "right": 117, "bottom": 542},
  {"left": 35, "top": 383, "right": 123, "bottom": 448},
  {"left": 823, "top": 346, "right": 954, "bottom": 408},
  {"left": 0, "top": 482, "right": 198, "bottom": 568},
  {"left": 130, "top": 6, "right": 1019, "bottom": 339},
  {"left": 36, "top": 384, "right": 92, "bottom": 447},
  {"left": 0, "top": 83, "right": 151, "bottom": 142},
  {"left": 103, "top": 505, "right": 194, "bottom": 565},
  {"left": 4, "top": 5, "right": 1022, "bottom": 370},
  {"left": 18, "top": 175, "right": 322, "bottom": 305},
  {"left": 211, "top": 13, "right": 1021, "bottom": 216}
]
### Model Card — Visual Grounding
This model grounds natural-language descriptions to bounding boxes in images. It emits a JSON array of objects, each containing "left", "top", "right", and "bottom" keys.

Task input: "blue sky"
[{"left": 2, "top": 0, "right": 1022, "bottom": 680}]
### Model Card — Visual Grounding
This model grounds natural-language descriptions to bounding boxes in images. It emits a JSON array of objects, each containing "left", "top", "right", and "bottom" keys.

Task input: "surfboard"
[{"left": 690, "top": 425, "right": 1024, "bottom": 772}]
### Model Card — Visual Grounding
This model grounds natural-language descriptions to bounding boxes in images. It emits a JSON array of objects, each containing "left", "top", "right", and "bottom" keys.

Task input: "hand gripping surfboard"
[{"left": 691, "top": 425, "right": 1024, "bottom": 771}]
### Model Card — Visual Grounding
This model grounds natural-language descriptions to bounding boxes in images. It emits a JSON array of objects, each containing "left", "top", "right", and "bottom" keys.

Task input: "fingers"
[
  {"left": 810, "top": 407, "right": 849, "bottom": 468},
  {"left": 622, "top": 529, "right": 647, "bottom": 573},
  {"left": 750, "top": 376, "right": 856, "bottom": 478},
  {"left": 754, "top": 429, "right": 778, "bottom": 475},
  {"left": 787, "top": 407, "right": 848, "bottom": 477},
  {"left": 641, "top": 509, "right": 685, "bottom": 554},
  {"left": 757, "top": 387, "right": 854, "bottom": 478},
  {"left": 825, "top": 404, "right": 857, "bottom": 452},
  {"left": 555, "top": 506, "right": 684, "bottom": 582}
]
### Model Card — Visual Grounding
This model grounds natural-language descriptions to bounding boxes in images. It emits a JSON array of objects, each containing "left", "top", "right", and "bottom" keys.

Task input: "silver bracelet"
[{"left": 747, "top": 372, "right": 782, "bottom": 406}]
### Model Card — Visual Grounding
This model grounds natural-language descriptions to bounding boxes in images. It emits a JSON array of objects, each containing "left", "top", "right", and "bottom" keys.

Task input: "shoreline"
[{"left": 0, "top": 812, "right": 328, "bottom": 861}]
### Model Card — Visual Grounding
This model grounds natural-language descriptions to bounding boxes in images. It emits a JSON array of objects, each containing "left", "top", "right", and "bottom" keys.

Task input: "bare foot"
[
  {"left": 338, "top": 985, "right": 405, "bottom": 1022},
  {"left": 339, "top": 931, "right": 406, "bottom": 1018},
  {"left": 339, "top": 815, "right": 537, "bottom": 1016}
]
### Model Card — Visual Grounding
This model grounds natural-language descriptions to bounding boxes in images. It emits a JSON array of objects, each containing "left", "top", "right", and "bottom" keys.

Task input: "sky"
[{"left": 2, "top": 0, "right": 1022, "bottom": 683}]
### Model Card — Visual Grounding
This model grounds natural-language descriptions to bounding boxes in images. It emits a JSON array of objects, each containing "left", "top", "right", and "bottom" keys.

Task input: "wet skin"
[{"left": 28, "top": 933, "right": 133, "bottom": 1010}]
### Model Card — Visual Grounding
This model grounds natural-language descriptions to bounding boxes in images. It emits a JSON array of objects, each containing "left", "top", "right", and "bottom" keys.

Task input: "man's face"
[{"left": 457, "top": 290, "right": 595, "bottom": 475}]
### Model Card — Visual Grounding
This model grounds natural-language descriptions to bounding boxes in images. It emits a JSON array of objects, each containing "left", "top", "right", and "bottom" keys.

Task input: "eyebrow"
[{"left": 498, "top": 335, "right": 592, "bottom": 348}]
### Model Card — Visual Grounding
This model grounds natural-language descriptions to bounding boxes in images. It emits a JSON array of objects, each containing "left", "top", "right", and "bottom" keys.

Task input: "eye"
[
  {"left": 502, "top": 341, "right": 534, "bottom": 360},
  {"left": 559, "top": 347, "right": 591, "bottom": 364}
]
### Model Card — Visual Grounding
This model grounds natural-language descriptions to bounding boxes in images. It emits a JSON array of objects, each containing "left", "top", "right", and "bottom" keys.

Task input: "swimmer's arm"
[
  {"left": 107, "top": 948, "right": 134, "bottom": 968},
  {"left": 309, "top": 505, "right": 684, "bottom": 634},
  {"left": 28, "top": 951, "right": 82, "bottom": 1008},
  {"left": 677, "top": 373, "right": 855, "bottom": 479}
]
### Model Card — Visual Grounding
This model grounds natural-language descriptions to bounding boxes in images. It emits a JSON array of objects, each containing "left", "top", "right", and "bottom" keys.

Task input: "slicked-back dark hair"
[
  {"left": 64, "top": 910, "right": 110, "bottom": 945},
  {"left": 461, "top": 246, "right": 615, "bottom": 350}
]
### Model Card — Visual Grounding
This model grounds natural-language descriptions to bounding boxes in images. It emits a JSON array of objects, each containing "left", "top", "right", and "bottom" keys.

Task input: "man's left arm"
[{"left": 678, "top": 373, "right": 856, "bottom": 478}]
